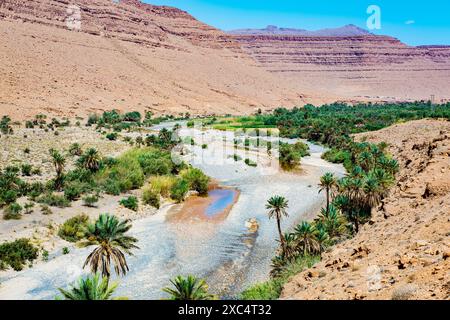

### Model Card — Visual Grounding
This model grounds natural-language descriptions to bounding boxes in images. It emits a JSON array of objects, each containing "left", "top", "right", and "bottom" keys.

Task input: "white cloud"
[{"left": 405, "top": 20, "right": 415, "bottom": 25}]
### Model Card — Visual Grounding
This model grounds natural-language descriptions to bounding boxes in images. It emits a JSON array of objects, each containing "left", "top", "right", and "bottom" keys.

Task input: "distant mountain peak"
[{"left": 228, "top": 24, "right": 373, "bottom": 37}]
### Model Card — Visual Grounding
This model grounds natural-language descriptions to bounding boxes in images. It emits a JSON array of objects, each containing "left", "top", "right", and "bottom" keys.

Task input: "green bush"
[
  {"left": 37, "top": 193, "right": 71, "bottom": 208},
  {"left": 62, "top": 247, "right": 70, "bottom": 255},
  {"left": 3, "top": 203, "right": 23, "bottom": 220},
  {"left": 21, "top": 163, "right": 32, "bottom": 176},
  {"left": 58, "top": 214, "right": 90, "bottom": 242},
  {"left": 105, "top": 132, "right": 118, "bottom": 141},
  {"left": 142, "top": 187, "right": 161, "bottom": 209},
  {"left": 1, "top": 190, "right": 18, "bottom": 206},
  {"left": 0, "top": 238, "right": 39, "bottom": 271},
  {"left": 119, "top": 196, "right": 138, "bottom": 212},
  {"left": 136, "top": 149, "right": 173, "bottom": 176},
  {"left": 180, "top": 168, "right": 210, "bottom": 195},
  {"left": 64, "top": 182, "right": 84, "bottom": 201},
  {"left": 148, "top": 176, "right": 176, "bottom": 198},
  {"left": 82, "top": 195, "right": 99, "bottom": 207},
  {"left": 170, "top": 178, "right": 189, "bottom": 203}
]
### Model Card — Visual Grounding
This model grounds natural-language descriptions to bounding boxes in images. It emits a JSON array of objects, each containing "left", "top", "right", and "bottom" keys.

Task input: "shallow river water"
[{"left": 0, "top": 124, "right": 345, "bottom": 300}]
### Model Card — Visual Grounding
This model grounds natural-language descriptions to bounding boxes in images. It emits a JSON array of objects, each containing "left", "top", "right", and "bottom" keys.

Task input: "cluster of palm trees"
[
  {"left": 48, "top": 147, "right": 102, "bottom": 190},
  {"left": 266, "top": 193, "right": 347, "bottom": 277},
  {"left": 266, "top": 141, "right": 398, "bottom": 278}
]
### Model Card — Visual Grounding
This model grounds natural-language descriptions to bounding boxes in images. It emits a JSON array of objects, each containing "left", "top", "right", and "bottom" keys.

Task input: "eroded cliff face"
[
  {"left": 0, "top": 0, "right": 239, "bottom": 50},
  {"left": 0, "top": 0, "right": 318, "bottom": 119},
  {"left": 282, "top": 120, "right": 450, "bottom": 300},
  {"left": 232, "top": 33, "right": 450, "bottom": 102}
]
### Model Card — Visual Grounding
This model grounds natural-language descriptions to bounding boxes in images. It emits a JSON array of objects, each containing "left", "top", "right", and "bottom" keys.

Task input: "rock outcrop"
[{"left": 281, "top": 120, "right": 450, "bottom": 300}]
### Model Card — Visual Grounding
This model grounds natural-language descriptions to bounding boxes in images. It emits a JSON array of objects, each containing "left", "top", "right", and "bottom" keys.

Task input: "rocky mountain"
[
  {"left": 231, "top": 31, "right": 450, "bottom": 103},
  {"left": 228, "top": 24, "right": 372, "bottom": 37},
  {"left": 282, "top": 120, "right": 450, "bottom": 300},
  {"left": 0, "top": 0, "right": 319, "bottom": 119},
  {"left": 1, "top": 0, "right": 450, "bottom": 120}
]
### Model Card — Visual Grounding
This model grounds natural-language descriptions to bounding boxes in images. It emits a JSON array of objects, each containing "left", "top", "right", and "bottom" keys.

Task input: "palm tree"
[
  {"left": 363, "top": 176, "right": 383, "bottom": 209},
  {"left": 163, "top": 275, "right": 215, "bottom": 300},
  {"left": 318, "top": 173, "right": 337, "bottom": 214},
  {"left": 49, "top": 149, "right": 65, "bottom": 190},
  {"left": 78, "top": 148, "right": 101, "bottom": 172},
  {"left": 314, "top": 227, "right": 329, "bottom": 254},
  {"left": 282, "top": 232, "right": 298, "bottom": 262},
  {"left": 58, "top": 274, "right": 119, "bottom": 300},
  {"left": 266, "top": 196, "right": 289, "bottom": 258},
  {"left": 318, "top": 205, "right": 347, "bottom": 241},
  {"left": 80, "top": 214, "right": 139, "bottom": 278},
  {"left": 293, "top": 221, "right": 319, "bottom": 256}
]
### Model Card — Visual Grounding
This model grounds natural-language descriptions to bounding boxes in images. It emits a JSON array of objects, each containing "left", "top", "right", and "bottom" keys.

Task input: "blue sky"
[{"left": 145, "top": 0, "right": 450, "bottom": 46}]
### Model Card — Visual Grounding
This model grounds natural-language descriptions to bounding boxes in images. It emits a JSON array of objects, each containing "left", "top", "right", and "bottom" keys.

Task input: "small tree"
[{"left": 266, "top": 196, "right": 289, "bottom": 259}]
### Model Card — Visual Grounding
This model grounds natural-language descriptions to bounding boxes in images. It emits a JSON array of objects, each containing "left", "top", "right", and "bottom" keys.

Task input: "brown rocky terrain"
[
  {"left": 231, "top": 32, "right": 450, "bottom": 103},
  {"left": 282, "top": 119, "right": 450, "bottom": 300},
  {"left": 0, "top": 0, "right": 322, "bottom": 120},
  {"left": 1, "top": 1, "right": 450, "bottom": 120}
]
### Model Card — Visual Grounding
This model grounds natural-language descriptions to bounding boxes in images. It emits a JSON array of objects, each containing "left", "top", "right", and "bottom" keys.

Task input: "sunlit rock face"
[{"left": 230, "top": 28, "right": 450, "bottom": 102}]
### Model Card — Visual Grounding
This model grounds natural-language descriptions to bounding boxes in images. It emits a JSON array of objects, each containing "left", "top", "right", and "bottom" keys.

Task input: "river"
[{"left": 0, "top": 124, "right": 344, "bottom": 300}]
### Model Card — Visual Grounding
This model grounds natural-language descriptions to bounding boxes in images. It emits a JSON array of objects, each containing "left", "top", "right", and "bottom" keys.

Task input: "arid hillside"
[
  {"left": 282, "top": 119, "right": 450, "bottom": 300},
  {"left": 1, "top": 0, "right": 450, "bottom": 120},
  {"left": 231, "top": 33, "right": 450, "bottom": 103},
  {"left": 0, "top": 0, "right": 320, "bottom": 120}
]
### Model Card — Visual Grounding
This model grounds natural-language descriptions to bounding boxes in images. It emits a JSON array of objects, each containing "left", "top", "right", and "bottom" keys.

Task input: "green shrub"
[
  {"left": 201, "top": 144, "right": 208, "bottom": 149},
  {"left": 58, "top": 214, "right": 89, "bottom": 242},
  {"left": 180, "top": 168, "right": 210, "bottom": 196},
  {"left": 24, "top": 202, "right": 35, "bottom": 214},
  {"left": 0, "top": 238, "right": 39, "bottom": 271},
  {"left": 170, "top": 179, "right": 189, "bottom": 203},
  {"left": 3, "top": 203, "right": 23, "bottom": 220},
  {"left": 95, "top": 149, "right": 147, "bottom": 194},
  {"left": 119, "top": 196, "right": 138, "bottom": 212},
  {"left": 142, "top": 187, "right": 160, "bottom": 209},
  {"left": 105, "top": 132, "right": 118, "bottom": 141},
  {"left": 37, "top": 193, "right": 71, "bottom": 208},
  {"left": 1, "top": 190, "right": 18, "bottom": 206},
  {"left": 62, "top": 247, "right": 70, "bottom": 255},
  {"left": 136, "top": 149, "right": 173, "bottom": 176},
  {"left": 64, "top": 182, "right": 84, "bottom": 201},
  {"left": 148, "top": 176, "right": 176, "bottom": 198},
  {"left": 21, "top": 164, "right": 32, "bottom": 176},
  {"left": 82, "top": 194, "right": 99, "bottom": 207}
]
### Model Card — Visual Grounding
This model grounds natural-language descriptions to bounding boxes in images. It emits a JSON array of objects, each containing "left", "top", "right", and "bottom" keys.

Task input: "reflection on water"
[{"left": 205, "top": 189, "right": 237, "bottom": 217}]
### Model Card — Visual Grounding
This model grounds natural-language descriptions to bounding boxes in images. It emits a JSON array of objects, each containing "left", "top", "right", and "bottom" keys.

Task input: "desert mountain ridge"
[
  {"left": 1, "top": 0, "right": 450, "bottom": 120},
  {"left": 228, "top": 24, "right": 373, "bottom": 37}
]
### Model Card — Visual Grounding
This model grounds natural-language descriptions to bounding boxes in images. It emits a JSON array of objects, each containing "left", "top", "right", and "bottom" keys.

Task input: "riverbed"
[{"left": 0, "top": 125, "right": 344, "bottom": 300}]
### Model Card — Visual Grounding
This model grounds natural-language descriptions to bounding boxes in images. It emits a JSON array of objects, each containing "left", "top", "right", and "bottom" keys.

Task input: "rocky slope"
[
  {"left": 231, "top": 31, "right": 450, "bottom": 102},
  {"left": 0, "top": 0, "right": 321, "bottom": 119},
  {"left": 282, "top": 119, "right": 450, "bottom": 300}
]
